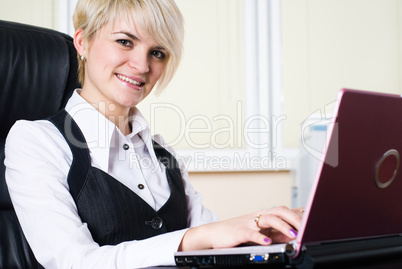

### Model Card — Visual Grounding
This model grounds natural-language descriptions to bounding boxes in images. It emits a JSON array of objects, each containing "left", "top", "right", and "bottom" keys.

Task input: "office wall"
[
  {"left": 188, "top": 171, "right": 292, "bottom": 221},
  {"left": 0, "top": 0, "right": 58, "bottom": 29},
  {"left": 282, "top": 0, "right": 402, "bottom": 148}
]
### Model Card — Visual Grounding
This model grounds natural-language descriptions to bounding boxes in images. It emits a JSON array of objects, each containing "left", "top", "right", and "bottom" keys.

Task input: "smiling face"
[{"left": 74, "top": 17, "right": 168, "bottom": 118}]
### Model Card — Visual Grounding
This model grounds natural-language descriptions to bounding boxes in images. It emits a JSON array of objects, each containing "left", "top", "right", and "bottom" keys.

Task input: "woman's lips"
[{"left": 116, "top": 74, "right": 145, "bottom": 89}]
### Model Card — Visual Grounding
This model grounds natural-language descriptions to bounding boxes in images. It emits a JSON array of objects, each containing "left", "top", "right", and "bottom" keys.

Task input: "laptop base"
[{"left": 175, "top": 244, "right": 291, "bottom": 268}]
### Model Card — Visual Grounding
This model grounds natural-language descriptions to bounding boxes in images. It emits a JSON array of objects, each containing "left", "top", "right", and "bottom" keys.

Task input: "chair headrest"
[{"left": 0, "top": 20, "right": 79, "bottom": 139}]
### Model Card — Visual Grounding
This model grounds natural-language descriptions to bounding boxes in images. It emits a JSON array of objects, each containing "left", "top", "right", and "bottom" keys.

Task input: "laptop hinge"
[{"left": 290, "top": 235, "right": 402, "bottom": 269}]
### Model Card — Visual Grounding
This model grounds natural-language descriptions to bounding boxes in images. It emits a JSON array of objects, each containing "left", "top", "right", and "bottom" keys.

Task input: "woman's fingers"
[
  {"left": 246, "top": 207, "right": 301, "bottom": 245},
  {"left": 251, "top": 206, "right": 303, "bottom": 243},
  {"left": 256, "top": 213, "right": 298, "bottom": 240},
  {"left": 267, "top": 206, "right": 302, "bottom": 229},
  {"left": 292, "top": 207, "right": 305, "bottom": 218},
  {"left": 246, "top": 229, "right": 273, "bottom": 246}
]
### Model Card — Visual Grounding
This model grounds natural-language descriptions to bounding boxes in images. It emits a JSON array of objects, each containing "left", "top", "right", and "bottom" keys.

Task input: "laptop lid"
[{"left": 295, "top": 88, "right": 402, "bottom": 254}]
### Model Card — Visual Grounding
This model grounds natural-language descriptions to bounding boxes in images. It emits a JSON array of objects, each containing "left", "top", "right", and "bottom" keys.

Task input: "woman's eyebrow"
[
  {"left": 155, "top": 45, "right": 166, "bottom": 51},
  {"left": 112, "top": 31, "right": 138, "bottom": 41}
]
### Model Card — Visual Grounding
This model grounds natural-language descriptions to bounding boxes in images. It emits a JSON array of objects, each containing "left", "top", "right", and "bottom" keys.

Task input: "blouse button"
[
  {"left": 123, "top": 144, "right": 129, "bottom": 150},
  {"left": 138, "top": 184, "right": 145, "bottom": 190}
]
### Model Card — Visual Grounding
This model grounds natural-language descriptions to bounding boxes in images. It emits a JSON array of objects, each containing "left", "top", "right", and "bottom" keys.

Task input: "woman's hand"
[{"left": 179, "top": 206, "right": 304, "bottom": 251}]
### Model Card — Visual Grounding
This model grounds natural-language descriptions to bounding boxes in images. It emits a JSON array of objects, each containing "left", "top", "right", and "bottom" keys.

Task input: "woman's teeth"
[{"left": 117, "top": 74, "right": 142, "bottom": 86}]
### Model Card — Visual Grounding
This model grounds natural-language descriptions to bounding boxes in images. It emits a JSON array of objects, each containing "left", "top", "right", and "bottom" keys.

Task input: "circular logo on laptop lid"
[{"left": 375, "top": 149, "right": 400, "bottom": 189}]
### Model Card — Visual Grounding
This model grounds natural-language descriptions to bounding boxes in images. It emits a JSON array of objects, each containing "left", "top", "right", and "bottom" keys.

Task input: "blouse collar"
[{"left": 64, "top": 89, "right": 159, "bottom": 172}]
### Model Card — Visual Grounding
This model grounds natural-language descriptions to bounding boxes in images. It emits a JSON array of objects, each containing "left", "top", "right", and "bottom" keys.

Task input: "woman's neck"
[{"left": 79, "top": 89, "right": 132, "bottom": 135}]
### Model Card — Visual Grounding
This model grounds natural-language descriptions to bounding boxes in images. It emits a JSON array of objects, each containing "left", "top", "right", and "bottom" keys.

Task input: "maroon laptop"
[{"left": 298, "top": 88, "right": 402, "bottom": 248}]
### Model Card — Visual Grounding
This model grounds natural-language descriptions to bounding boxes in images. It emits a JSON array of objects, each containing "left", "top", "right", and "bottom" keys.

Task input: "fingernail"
[
  {"left": 264, "top": 238, "right": 271, "bottom": 243},
  {"left": 289, "top": 229, "right": 298, "bottom": 238}
]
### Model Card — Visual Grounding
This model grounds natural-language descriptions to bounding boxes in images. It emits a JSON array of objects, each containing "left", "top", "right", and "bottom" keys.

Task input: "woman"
[{"left": 4, "top": 0, "right": 302, "bottom": 268}]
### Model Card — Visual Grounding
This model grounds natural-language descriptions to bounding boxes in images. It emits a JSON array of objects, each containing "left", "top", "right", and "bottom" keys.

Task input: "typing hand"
[{"left": 179, "top": 206, "right": 302, "bottom": 251}]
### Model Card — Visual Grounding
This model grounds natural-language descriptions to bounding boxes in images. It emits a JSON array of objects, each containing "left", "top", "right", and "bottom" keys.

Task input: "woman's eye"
[
  {"left": 117, "top": 39, "right": 133, "bottom": 47},
  {"left": 151, "top": 50, "right": 166, "bottom": 60}
]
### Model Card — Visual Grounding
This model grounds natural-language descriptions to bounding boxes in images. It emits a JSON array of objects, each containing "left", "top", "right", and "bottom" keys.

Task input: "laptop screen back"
[{"left": 297, "top": 89, "right": 402, "bottom": 249}]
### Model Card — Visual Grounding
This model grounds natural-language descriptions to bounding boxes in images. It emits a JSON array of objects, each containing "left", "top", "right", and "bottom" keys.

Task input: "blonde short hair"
[{"left": 73, "top": 0, "right": 184, "bottom": 94}]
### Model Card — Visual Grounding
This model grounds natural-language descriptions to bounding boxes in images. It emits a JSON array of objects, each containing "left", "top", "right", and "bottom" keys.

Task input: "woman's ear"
[{"left": 73, "top": 28, "right": 86, "bottom": 58}]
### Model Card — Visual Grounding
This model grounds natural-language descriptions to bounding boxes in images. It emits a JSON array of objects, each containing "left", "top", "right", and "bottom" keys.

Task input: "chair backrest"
[{"left": 0, "top": 20, "right": 79, "bottom": 268}]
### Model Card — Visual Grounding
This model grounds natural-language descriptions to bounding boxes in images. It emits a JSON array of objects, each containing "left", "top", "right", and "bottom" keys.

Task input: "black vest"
[{"left": 49, "top": 109, "right": 188, "bottom": 246}]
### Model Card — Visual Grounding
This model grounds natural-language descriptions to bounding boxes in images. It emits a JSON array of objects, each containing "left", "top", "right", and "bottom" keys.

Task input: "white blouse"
[{"left": 5, "top": 89, "right": 217, "bottom": 268}]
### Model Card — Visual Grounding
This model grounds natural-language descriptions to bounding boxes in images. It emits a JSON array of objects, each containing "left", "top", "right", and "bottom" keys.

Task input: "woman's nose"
[{"left": 128, "top": 49, "right": 150, "bottom": 73}]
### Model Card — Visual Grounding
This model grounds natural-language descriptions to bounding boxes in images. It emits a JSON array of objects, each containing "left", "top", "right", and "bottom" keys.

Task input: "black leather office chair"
[{"left": 0, "top": 20, "right": 79, "bottom": 269}]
